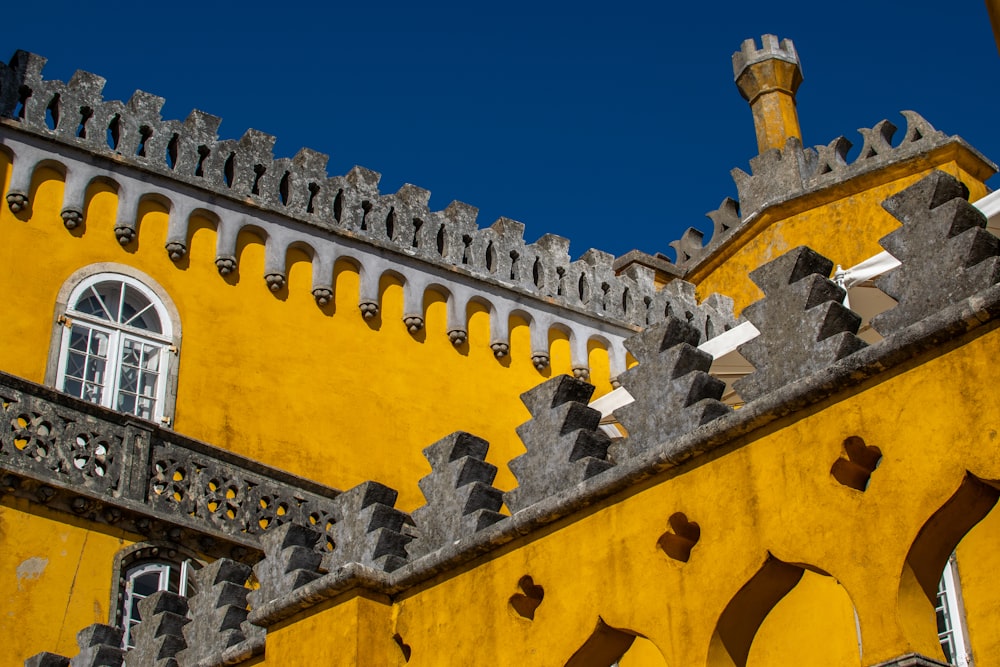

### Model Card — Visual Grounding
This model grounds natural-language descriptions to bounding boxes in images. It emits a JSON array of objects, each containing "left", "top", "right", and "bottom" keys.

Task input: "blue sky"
[{"left": 5, "top": 1, "right": 997, "bottom": 260}]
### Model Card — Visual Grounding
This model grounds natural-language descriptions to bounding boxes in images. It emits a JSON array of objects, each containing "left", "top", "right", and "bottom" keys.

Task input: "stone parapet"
[
  {"left": 0, "top": 369, "right": 339, "bottom": 561},
  {"left": 0, "top": 50, "right": 741, "bottom": 337}
]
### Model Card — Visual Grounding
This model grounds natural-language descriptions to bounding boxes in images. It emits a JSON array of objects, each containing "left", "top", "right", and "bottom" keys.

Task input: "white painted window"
[
  {"left": 121, "top": 560, "right": 194, "bottom": 649},
  {"left": 937, "top": 554, "right": 973, "bottom": 666},
  {"left": 55, "top": 275, "right": 173, "bottom": 423}
]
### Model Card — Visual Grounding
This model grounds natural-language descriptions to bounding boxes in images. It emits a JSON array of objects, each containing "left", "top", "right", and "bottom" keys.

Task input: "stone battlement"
[{"left": 0, "top": 49, "right": 711, "bottom": 334}]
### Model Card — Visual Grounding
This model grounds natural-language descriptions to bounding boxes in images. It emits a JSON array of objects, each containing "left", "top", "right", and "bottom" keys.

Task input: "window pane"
[
  {"left": 139, "top": 372, "right": 158, "bottom": 398},
  {"left": 117, "top": 393, "right": 136, "bottom": 415},
  {"left": 63, "top": 378, "right": 82, "bottom": 398},
  {"left": 69, "top": 329, "right": 89, "bottom": 351},
  {"left": 65, "top": 351, "right": 86, "bottom": 379},
  {"left": 89, "top": 330, "right": 109, "bottom": 357},
  {"left": 82, "top": 382, "right": 102, "bottom": 403},
  {"left": 121, "top": 285, "right": 162, "bottom": 333},
  {"left": 119, "top": 366, "right": 138, "bottom": 393},
  {"left": 142, "top": 345, "right": 160, "bottom": 371},
  {"left": 132, "top": 571, "right": 161, "bottom": 597},
  {"left": 121, "top": 340, "right": 140, "bottom": 368},
  {"left": 85, "top": 357, "right": 106, "bottom": 384},
  {"left": 136, "top": 397, "right": 154, "bottom": 420}
]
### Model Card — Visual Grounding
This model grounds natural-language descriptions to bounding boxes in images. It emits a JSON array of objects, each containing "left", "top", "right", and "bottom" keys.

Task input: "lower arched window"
[
  {"left": 121, "top": 559, "right": 196, "bottom": 648},
  {"left": 52, "top": 270, "right": 178, "bottom": 423},
  {"left": 111, "top": 543, "right": 201, "bottom": 649}
]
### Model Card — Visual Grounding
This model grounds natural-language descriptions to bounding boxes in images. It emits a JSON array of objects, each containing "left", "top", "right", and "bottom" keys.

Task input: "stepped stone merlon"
[
  {"left": 180, "top": 558, "right": 260, "bottom": 665},
  {"left": 410, "top": 432, "right": 505, "bottom": 559},
  {"left": 613, "top": 318, "right": 731, "bottom": 460},
  {"left": 733, "top": 246, "right": 867, "bottom": 403},
  {"left": 872, "top": 170, "right": 1000, "bottom": 335},
  {"left": 126, "top": 591, "right": 189, "bottom": 667},
  {"left": 505, "top": 375, "right": 614, "bottom": 513},
  {"left": 322, "top": 481, "right": 413, "bottom": 573},
  {"left": 65, "top": 624, "right": 125, "bottom": 667},
  {"left": 733, "top": 35, "right": 803, "bottom": 153},
  {"left": 248, "top": 523, "right": 325, "bottom": 609}
]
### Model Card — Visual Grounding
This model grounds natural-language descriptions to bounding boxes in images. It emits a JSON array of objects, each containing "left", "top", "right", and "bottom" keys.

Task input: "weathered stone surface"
[
  {"left": 24, "top": 653, "right": 70, "bottom": 667},
  {"left": 613, "top": 318, "right": 731, "bottom": 459},
  {"left": 68, "top": 624, "right": 125, "bottom": 667},
  {"left": 733, "top": 246, "right": 867, "bottom": 402},
  {"left": 321, "top": 481, "right": 413, "bottom": 573},
  {"left": 505, "top": 376, "right": 614, "bottom": 513},
  {"left": 410, "top": 432, "right": 505, "bottom": 559},
  {"left": 0, "top": 49, "right": 704, "bottom": 331},
  {"left": 126, "top": 591, "right": 189, "bottom": 667},
  {"left": 730, "top": 111, "right": 953, "bottom": 220},
  {"left": 872, "top": 170, "right": 1000, "bottom": 335},
  {"left": 248, "top": 523, "right": 325, "bottom": 609},
  {"left": 179, "top": 559, "right": 261, "bottom": 665}
]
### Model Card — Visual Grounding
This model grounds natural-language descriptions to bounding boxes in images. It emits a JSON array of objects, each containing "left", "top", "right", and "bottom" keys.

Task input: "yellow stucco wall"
[
  {"left": 0, "top": 153, "right": 616, "bottom": 511},
  {"left": 251, "top": 323, "right": 1000, "bottom": 667},
  {"left": 690, "top": 157, "right": 992, "bottom": 314},
  {"left": 0, "top": 497, "right": 138, "bottom": 666}
]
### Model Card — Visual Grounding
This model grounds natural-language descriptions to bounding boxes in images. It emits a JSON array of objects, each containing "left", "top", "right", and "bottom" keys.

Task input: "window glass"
[
  {"left": 120, "top": 561, "right": 195, "bottom": 649},
  {"left": 55, "top": 275, "right": 173, "bottom": 422}
]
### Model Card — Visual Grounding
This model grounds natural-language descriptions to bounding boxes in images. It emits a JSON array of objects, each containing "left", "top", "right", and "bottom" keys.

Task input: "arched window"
[
  {"left": 111, "top": 543, "right": 200, "bottom": 649},
  {"left": 51, "top": 269, "right": 179, "bottom": 423},
  {"left": 121, "top": 560, "right": 196, "bottom": 648}
]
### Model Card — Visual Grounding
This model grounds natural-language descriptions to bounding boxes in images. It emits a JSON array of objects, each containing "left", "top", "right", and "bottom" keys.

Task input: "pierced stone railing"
[{"left": 0, "top": 370, "right": 339, "bottom": 559}]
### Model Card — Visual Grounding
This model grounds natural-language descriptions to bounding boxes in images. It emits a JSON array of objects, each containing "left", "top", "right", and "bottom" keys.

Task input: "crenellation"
[
  {"left": 126, "top": 591, "right": 190, "bottom": 667},
  {"left": 732, "top": 34, "right": 800, "bottom": 79},
  {"left": 671, "top": 111, "right": 984, "bottom": 269},
  {"left": 179, "top": 559, "right": 261, "bottom": 665},
  {"left": 321, "top": 481, "right": 413, "bottom": 573},
  {"left": 249, "top": 523, "right": 326, "bottom": 609},
  {"left": 612, "top": 318, "right": 731, "bottom": 460},
  {"left": 505, "top": 375, "right": 614, "bottom": 513},
  {"left": 733, "top": 246, "right": 867, "bottom": 402},
  {"left": 409, "top": 432, "right": 505, "bottom": 559},
  {"left": 0, "top": 49, "right": 710, "bottom": 333},
  {"left": 872, "top": 170, "right": 1000, "bottom": 336}
]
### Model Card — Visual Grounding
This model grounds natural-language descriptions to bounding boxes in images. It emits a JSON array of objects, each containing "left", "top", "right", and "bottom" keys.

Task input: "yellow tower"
[{"left": 733, "top": 34, "right": 804, "bottom": 154}]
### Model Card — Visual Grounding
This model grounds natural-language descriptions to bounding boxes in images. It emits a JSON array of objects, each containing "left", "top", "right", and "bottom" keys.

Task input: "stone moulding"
[
  {"left": 666, "top": 111, "right": 997, "bottom": 270},
  {"left": 249, "top": 277, "right": 1000, "bottom": 628},
  {"left": 0, "top": 50, "right": 740, "bottom": 341},
  {"left": 0, "top": 128, "right": 670, "bottom": 378},
  {"left": 0, "top": 369, "right": 340, "bottom": 560}
]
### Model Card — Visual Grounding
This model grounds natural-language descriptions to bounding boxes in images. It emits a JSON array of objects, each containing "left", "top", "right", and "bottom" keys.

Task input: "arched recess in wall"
[
  {"left": 548, "top": 324, "right": 573, "bottom": 377},
  {"left": 80, "top": 176, "right": 121, "bottom": 236},
  {"left": 231, "top": 225, "right": 269, "bottom": 283},
  {"left": 332, "top": 255, "right": 363, "bottom": 313},
  {"left": 283, "top": 240, "right": 317, "bottom": 297},
  {"left": 22, "top": 161, "right": 67, "bottom": 224},
  {"left": 378, "top": 268, "right": 406, "bottom": 328},
  {"left": 896, "top": 472, "right": 1000, "bottom": 664},
  {"left": 509, "top": 310, "right": 533, "bottom": 366},
  {"left": 707, "top": 555, "right": 860, "bottom": 667},
  {"left": 184, "top": 208, "right": 221, "bottom": 267},
  {"left": 563, "top": 618, "right": 669, "bottom": 667},
  {"left": 587, "top": 335, "right": 612, "bottom": 395},
  {"left": 421, "top": 284, "right": 452, "bottom": 342},
  {"left": 466, "top": 296, "right": 493, "bottom": 352},
  {"left": 133, "top": 192, "right": 172, "bottom": 252}
]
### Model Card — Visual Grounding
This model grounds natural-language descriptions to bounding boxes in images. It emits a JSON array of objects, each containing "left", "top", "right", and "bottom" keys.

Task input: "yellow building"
[{"left": 2, "top": 32, "right": 999, "bottom": 667}]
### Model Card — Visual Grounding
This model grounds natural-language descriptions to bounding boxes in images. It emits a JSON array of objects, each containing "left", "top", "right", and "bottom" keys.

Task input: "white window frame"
[
  {"left": 937, "top": 553, "right": 974, "bottom": 666},
  {"left": 121, "top": 559, "right": 194, "bottom": 649},
  {"left": 52, "top": 272, "right": 176, "bottom": 424}
]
